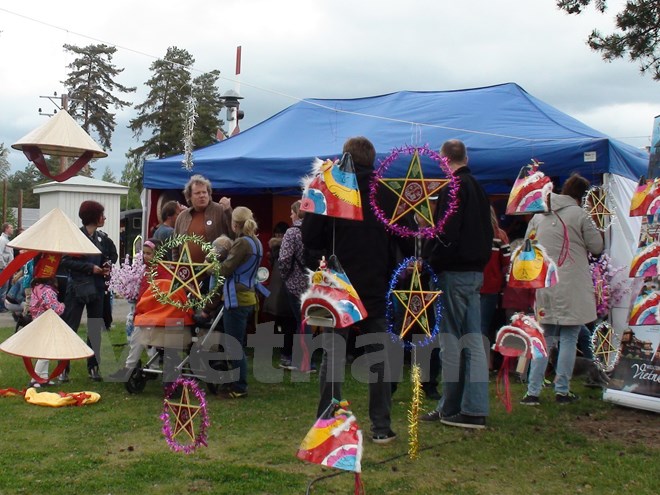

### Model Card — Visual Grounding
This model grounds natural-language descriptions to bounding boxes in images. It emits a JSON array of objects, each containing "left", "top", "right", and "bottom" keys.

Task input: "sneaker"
[
  {"left": 555, "top": 392, "right": 579, "bottom": 404},
  {"left": 28, "top": 379, "right": 56, "bottom": 388},
  {"left": 440, "top": 413, "right": 486, "bottom": 430},
  {"left": 372, "top": 430, "right": 397, "bottom": 444},
  {"left": 542, "top": 378, "right": 552, "bottom": 388},
  {"left": 419, "top": 410, "right": 442, "bottom": 422},
  {"left": 520, "top": 393, "right": 541, "bottom": 406},
  {"left": 88, "top": 367, "right": 103, "bottom": 382},
  {"left": 58, "top": 371, "right": 70, "bottom": 383},
  {"left": 223, "top": 390, "right": 248, "bottom": 399},
  {"left": 279, "top": 358, "right": 297, "bottom": 371}
]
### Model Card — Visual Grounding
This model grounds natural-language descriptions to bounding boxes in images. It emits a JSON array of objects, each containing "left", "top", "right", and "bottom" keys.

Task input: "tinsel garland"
[
  {"left": 408, "top": 363, "right": 422, "bottom": 460},
  {"left": 369, "top": 144, "right": 460, "bottom": 238},
  {"left": 161, "top": 378, "right": 210, "bottom": 454},
  {"left": 182, "top": 94, "right": 197, "bottom": 171},
  {"left": 589, "top": 253, "right": 628, "bottom": 318},
  {"left": 582, "top": 185, "right": 615, "bottom": 232},
  {"left": 591, "top": 321, "right": 620, "bottom": 372}
]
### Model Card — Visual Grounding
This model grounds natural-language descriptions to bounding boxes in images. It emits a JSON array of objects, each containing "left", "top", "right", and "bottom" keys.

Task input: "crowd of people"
[{"left": 0, "top": 135, "right": 608, "bottom": 444}]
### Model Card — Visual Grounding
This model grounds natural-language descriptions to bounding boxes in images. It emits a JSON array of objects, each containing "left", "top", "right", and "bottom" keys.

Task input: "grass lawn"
[{"left": 0, "top": 323, "right": 658, "bottom": 495}]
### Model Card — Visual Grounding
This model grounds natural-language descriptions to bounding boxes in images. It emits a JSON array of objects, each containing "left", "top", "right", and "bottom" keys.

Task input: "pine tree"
[
  {"left": 0, "top": 143, "right": 10, "bottom": 180},
  {"left": 557, "top": 0, "right": 660, "bottom": 80},
  {"left": 101, "top": 165, "right": 117, "bottom": 183},
  {"left": 63, "top": 43, "right": 136, "bottom": 150},
  {"left": 192, "top": 70, "right": 225, "bottom": 147},
  {"left": 128, "top": 46, "right": 194, "bottom": 160}
]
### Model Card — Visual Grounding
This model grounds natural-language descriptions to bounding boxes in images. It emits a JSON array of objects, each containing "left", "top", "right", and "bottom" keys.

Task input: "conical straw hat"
[
  {"left": 12, "top": 110, "right": 107, "bottom": 159},
  {"left": 0, "top": 309, "right": 94, "bottom": 360},
  {"left": 8, "top": 208, "right": 100, "bottom": 254}
]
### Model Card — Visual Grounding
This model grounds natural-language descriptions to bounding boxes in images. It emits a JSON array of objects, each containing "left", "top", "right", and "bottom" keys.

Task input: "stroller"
[{"left": 124, "top": 306, "right": 226, "bottom": 394}]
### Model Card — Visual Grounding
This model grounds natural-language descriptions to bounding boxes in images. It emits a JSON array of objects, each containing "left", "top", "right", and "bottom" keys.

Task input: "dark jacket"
[
  {"left": 301, "top": 167, "right": 412, "bottom": 319},
  {"left": 424, "top": 166, "right": 492, "bottom": 272},
  {"left": 60, "top": 227, "right": 106, "bottom": 292}
]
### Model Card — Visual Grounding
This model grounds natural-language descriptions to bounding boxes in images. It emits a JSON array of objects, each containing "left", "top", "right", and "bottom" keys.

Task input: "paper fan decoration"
[
  {"left": 628, "top": 282, "right": 660, "bottom": 326},
  {"left": 582, "top": 185, "right": 614, "bottom": 232},
  {"left": 506, "top": 159, "right": 553, "bottom": 215},
  {"left": 301, "top": 153, "right": 363, "bottom": 220},
  {"left": 0, "top": 309, "right": 94, "bottom": 384},
  {"left": 508, "top": 239, "right": 558, "bottom": 289},
  {"left": 493, "top": 313, "right": 547, "bottom": 412},
  {"left": 629, "top": 242, "right": 660, "bottom": 278},
  {"left": 12, "top": 109, "right": 107, "bottom": 182},
  {"left": 370, "top": 145, "right": 458, "bottom": 238},
  {"left": 300, "top": 255, "right": 367, "bottom": 328},
  {"left": 297, "top": 399, "right": 364, "bottom": 492},
  {"left": 629, "top": 176, "right": 660, "bottom": 217}
]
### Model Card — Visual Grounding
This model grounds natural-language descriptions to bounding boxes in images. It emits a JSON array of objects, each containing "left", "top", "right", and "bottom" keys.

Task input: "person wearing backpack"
[{"left": 279, "top": 200, "right": 316, "bottom": 371}]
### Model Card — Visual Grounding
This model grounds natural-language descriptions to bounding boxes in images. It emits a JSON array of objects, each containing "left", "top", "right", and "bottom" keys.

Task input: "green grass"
[{"left": 0, "top": 324, "right": 657, "bottom": 495}]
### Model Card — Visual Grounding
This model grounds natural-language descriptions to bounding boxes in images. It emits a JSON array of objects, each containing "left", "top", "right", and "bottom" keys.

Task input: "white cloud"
[{"left": 0, "top": 0, "right": 657, "bottom": 178}]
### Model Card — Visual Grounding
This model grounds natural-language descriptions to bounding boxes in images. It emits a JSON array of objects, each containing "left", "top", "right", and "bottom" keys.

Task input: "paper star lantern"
[
  {"left": 161, "top": 378, "right": 210, "bottom": 454},
  {"left": 582, "top": 185, "right": 614, "bottom": 232},
  {"left": 370, "top": 144, "right": 458, "bottom": 238},
  {"left": 150, "top": 234, "right": 223, "bottom": 310}
]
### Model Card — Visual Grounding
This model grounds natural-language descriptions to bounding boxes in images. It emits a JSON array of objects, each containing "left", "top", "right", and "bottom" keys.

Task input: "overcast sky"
[{"left": 0, "top": 0, "right": 657, "bottom": 180}]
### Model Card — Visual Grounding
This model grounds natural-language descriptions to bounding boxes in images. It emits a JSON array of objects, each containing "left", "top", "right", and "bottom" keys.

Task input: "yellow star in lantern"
[
  {"left": 379, "top": 150, "right": 450, "bottom": 226},
  {"left": 593, "top": 323, "right": 617, "bottom": 366},
  {"left": 158, "top": 242, "right": 213, "bottom": 300},
  {"left": 165, "top": 385, "right": 202, "bottom": 443},
  {"left": 392, "top": 263, "right": 441, "bottom": 340},
  {"left": 584, "top": 187, "right": 613, "bottom": 230}
]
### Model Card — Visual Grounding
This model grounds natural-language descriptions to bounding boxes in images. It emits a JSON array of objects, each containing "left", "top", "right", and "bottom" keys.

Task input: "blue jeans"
[
  {"left": 437, "top": 271, "right": 489, "bottom": 417},
  {"left": 527, "top": 324, "right": 580, "bottom": 396},
  {"left": 222, "top": 305, "right": 254, "bottom": 393}
]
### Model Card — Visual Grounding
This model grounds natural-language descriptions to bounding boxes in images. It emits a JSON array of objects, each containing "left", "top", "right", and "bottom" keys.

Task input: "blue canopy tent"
[{"left": 143, "top": 82, "right": 648, "bottom": 197}]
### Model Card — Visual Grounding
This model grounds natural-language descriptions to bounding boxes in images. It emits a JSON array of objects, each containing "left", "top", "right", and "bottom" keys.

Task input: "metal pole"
[{"left": 60, "top": 94, "right": 69, "bottom": 173}]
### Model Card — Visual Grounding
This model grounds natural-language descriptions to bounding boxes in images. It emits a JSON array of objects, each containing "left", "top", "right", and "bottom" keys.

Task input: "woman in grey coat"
[{"left": 521, "top": 174, "right": 604, "bottom": 405}]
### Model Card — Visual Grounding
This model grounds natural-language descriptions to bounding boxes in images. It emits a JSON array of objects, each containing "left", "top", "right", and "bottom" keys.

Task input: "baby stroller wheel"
[{"left": 125, "top": 368, "right": 148, "bottom": 394}]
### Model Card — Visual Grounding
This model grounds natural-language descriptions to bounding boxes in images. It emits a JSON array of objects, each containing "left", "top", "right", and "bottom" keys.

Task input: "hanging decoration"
[
  {"left": 370, "top": 144, "right": 458, "bottom": 238},
  {"left": 385, "top": 258, "right": 442, "bottom": 349},
  {"left": 161, "top": 378, "right": 210, "bottom": 454},
  {"left": 182, "top": 94, "right": 197, "bottom": 171},
  {"left": 297, "top": 399, "right": 364, "bottom": 494},
  {"left": 505, "top": 159, "right": 553, "bottom": 215},
  {"left": 590, "top": 321, "right": 620, "bottom": 373},
  {"left": 493, "top": 313, "right": 548, "bottom": 412},
  {"left": 628, "top": 281, "right": 660, "bottom": 326},
  {"left": 11, "top": 109, "right": 107, "bottom": 182},
  {"left": 589, "top": 253, "right": 629, "bottom": 319},
  {"left": 408, "top": 362, "right": 422, "bottom": 459},
  {"left": 629, "top": 242, "right": 660, "bottom": 279},
  {"left": 300, "top": 255, "right": 367, "bottom": 328},
  {"left": 301, "top": 152, "right": 363, "bottom": 220},
  {"left": 149, "top": 234, "right": 223, "bottom": 310},
  {"left": 629, "top": 176, "right": 660, "bottom": 216},
  {"left": 508, "top": 238, "right": 558, "bottom": 289},
  {"left": 582, "top": 185, "right": 614, "bottom": 232}
]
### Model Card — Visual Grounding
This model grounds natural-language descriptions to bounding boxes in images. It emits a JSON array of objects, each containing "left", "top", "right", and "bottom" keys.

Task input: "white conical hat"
[
  {"left": 0, "top": 309, "right": 94, "bottom": 360},
  {"left": 8, "top": 208, "right": 100, "bottom": 254},
  {"left": 12, "top": 110, "right": 107, "bottom": 159}
]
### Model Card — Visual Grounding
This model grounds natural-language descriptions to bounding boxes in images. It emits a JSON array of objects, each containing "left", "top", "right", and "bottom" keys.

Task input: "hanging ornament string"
[
  {"left": 408, "top": 347, "right": 422, "bottom": 460},
  {"left": 182, "top": 92, "right": 198, "bottom": 171}
]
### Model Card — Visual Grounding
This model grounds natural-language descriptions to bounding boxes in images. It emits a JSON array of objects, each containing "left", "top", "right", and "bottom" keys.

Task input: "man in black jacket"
[
  {"left": 422, "top": 139, "right": 493, "bottom": 429},
  {"left": 301, "top": 136, "right": 408, "bottom": 444}
]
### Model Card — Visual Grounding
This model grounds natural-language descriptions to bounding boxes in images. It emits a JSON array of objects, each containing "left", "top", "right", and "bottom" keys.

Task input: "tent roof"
[{"left": 143, "top": 83, "right": 649, "bottom": 194}]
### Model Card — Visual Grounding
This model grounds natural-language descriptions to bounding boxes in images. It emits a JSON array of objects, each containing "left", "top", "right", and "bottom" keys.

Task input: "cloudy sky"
[{"left": 0, "top": 0, "right": 657, "bottom": 179}]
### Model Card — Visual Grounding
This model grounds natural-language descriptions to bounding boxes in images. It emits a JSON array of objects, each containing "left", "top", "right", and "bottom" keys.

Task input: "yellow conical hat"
[
  {"left": 12, "top": 110, "right": 107, "bottom": 159},
  {"left": 8, "top": 208, "right": 100, "bottom": 254},
  {"left": 0, "top": 309, "right": 94, "bottom": 360}
]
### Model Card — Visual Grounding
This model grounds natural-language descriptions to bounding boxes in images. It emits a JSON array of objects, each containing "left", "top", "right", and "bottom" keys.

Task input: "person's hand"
[
  {"left": 176, "top": 202, "right": 187, "bottom": 213},
  {"left": 219, "top": 197, "right": 231, "bottom": 209},
  {"left": 92, "top": 265, "right": 104, "bottom": 275}
]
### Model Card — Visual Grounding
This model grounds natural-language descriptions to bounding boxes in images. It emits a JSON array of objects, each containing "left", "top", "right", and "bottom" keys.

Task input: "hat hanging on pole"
[{"left": 12, "top": 109, "right": 107, "bottom": 182}]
